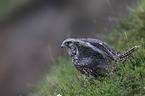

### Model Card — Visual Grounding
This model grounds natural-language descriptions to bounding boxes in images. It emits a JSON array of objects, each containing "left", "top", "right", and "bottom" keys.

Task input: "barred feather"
[{"left": 118, "top": 45, "right": 140, "bottom": 60}]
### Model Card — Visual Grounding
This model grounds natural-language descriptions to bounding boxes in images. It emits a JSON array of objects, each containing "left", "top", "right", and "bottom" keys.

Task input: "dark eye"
[{"left": 66, "top": 41, "right": 72, "bottom": 45}]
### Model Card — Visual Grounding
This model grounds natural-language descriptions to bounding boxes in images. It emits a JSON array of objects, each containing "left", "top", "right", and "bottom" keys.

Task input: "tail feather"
[{"left": 118, "top": 45, "right": 140, "bottom": 60}]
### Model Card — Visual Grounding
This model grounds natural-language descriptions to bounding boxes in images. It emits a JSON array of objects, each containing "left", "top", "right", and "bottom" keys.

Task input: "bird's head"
[
  {"left": 61, "top": 38, "right": 93, "bottom": 59},
  {"left": 61, "top": 38, "right": 74, "bottom": 48},
  {"left": 61, "top": 38, "right": 85, "bottom": 48},
  {"left": 61, "top": 38, "right": 88, "bottom": 49}
]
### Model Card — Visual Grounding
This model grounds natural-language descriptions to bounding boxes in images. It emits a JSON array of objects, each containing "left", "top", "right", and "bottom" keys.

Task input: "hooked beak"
[{"left": 61, "top": 44, "right": 66, "bottom": 48}]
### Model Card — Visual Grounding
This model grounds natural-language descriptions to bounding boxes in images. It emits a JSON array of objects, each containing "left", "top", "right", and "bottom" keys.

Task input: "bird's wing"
[{"left": 80, "top": 38, "right": 117, "bottom": 60}]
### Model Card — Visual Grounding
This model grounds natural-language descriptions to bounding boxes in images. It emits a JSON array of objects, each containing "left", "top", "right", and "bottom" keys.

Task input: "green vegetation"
[
  {"left": 30, "top": 1, "right": 145, "bottom": 96},
  {"left": 0, "top": 0, "right": 29, "bottom": 21}
]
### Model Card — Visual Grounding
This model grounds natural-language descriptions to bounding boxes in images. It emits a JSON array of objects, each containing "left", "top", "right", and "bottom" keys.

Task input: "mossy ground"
[{"left": 30, "top": 1, "right": 145, "bottom": 96}]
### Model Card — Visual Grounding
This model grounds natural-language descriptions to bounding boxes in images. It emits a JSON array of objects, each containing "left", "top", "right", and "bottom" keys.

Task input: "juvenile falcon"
[{"left": 61, "top": 38, "right": 140, "bottom": 79}]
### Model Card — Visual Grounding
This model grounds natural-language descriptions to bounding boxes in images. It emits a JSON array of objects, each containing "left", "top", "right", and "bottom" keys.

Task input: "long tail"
[{"left": 118, "top": 45, "right": 140, "bottom": 60}]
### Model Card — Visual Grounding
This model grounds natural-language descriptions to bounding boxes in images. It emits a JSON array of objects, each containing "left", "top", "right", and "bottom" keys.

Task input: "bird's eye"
[{"left": 66, "top": 41, "right": 72, "bottom": 45}]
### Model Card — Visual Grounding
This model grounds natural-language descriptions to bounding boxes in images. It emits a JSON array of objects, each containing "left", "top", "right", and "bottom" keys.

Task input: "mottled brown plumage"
[{"left": 61, "top": 38, "right": 140, "bottom": 79}]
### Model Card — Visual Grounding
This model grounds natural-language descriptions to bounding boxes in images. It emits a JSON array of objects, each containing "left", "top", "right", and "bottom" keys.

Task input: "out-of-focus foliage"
[
  {"left": 0, "top": 0, "right": 29, "bottom": 20},
  {"left": 108, "top": 1, "right": 145, "bottom": 49},
  {"left": 30, "top": 1, "right": 145, "bottom": 96}
]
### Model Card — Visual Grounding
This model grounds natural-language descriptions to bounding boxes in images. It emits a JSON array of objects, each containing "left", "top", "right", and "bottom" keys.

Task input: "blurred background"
[{"left": 0, "top": 0, "right": 140, "bottom": 95}]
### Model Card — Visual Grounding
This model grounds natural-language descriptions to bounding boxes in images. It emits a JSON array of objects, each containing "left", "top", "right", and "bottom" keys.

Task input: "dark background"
[{"left": 0, "top": 0, "right": 139, "bottom": 95}]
